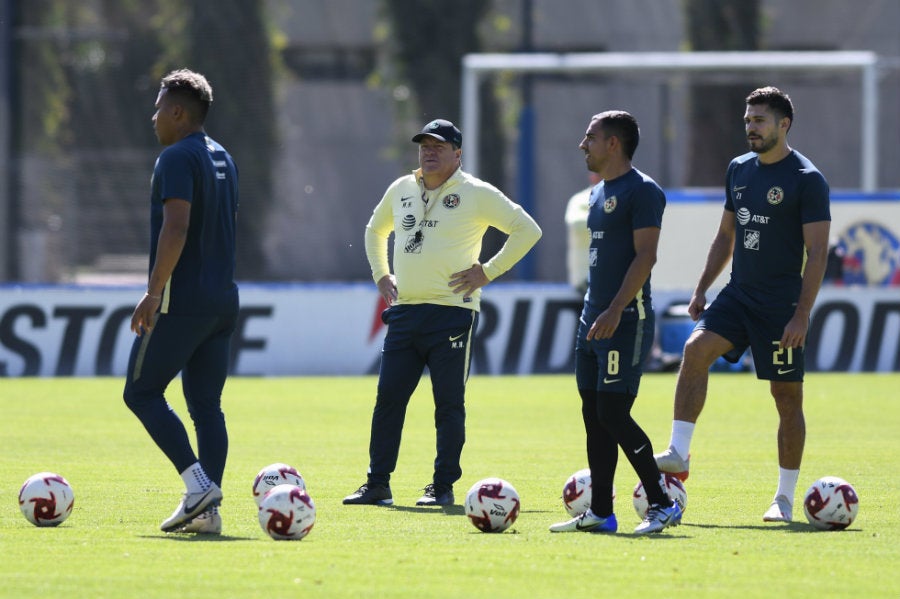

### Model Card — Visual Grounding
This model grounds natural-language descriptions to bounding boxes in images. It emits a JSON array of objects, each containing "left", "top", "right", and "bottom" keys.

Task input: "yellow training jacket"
[{"left": 365, "top": 167, "right": 542, "bottom": 311}]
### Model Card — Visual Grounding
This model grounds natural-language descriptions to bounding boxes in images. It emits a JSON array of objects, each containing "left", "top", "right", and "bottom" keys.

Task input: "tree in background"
[
  {"left": 8, "top": 0, "right": 276, "bottom": 281},
  {"left": 684, "top": 0, "right": 761, "bottom": 186},
  {"left": 10, "top": 0, "right": 163, "bottom": 280},
  {"left": 186, "top": 0, "right": 277, "bottom": 280},
  {"left": 7, "top": 1, "right": 65, "bottom": 279}
]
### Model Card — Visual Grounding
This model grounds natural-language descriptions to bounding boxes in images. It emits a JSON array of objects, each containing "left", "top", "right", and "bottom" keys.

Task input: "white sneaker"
[
  {"left": 160, "top": 483, "right": 223, "bottom": 532},
  {"left": 176, "top": 509, "right": 221, "bottom": 534},
  {"left": 762, "top": 494, "right": 793, "bottom": 522},
  {"left": 549, "top": 509, "right": 618, "bottom": 533},
  {"left": 634, "top": 502, "right": 682, "bottom": 535},
  {"left": 654, "top": 446, "right": 690, "bottom": 481}
]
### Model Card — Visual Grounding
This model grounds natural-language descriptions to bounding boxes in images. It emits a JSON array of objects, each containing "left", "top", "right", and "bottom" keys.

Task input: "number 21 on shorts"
[{"left": 772, "top": 341, "right": 795, "bottom": 375}]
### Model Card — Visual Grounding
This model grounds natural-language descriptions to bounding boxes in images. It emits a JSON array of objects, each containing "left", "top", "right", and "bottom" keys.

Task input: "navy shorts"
[
  {"left": 698, "top": 284, "right": 804, "bottom": 382},
  {"left": 575, "top": 311, "right": 654, "bottom": 396}
]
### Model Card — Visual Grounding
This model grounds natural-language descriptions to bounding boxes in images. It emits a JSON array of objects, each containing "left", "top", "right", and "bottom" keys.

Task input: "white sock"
[
  {"left": 670, "top": 420, "right": 695, "bottom": 460},
  {"left": 180, "top": 462, "right": 212, "bottom": 494},
  {"left": 775, "top": 467, "right": 800, "bottom": 504}
]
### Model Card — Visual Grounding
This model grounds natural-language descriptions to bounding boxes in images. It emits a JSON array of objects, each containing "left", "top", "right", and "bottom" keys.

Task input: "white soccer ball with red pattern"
[
  {"left": 632, "top": 473, "right": 687, "bottom": 519},
  {"left": 258, "top": 484, "right": 316, "bottom": 540},
  {"left": 252, "top": 463, "right": 306, "bottom": 507},
  {"left": 803, "top": 476, "right": 859, "bottom": 531},
  {"left": 562, "top": 469, "right": 592, "bottom": 516},
  {"left": 18, "top": 472, "right": 75, "bottom": 527},
  {"left": 561, "top": 468, "right": 616, "bottom": 517},
  {"left": 464, "top": 477, "right": 520, "bottom": 533}
]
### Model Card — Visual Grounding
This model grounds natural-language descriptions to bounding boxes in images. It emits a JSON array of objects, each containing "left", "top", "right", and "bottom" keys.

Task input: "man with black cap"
[{"left": 344, "top": 118, "right": 541, "bottom": 507}]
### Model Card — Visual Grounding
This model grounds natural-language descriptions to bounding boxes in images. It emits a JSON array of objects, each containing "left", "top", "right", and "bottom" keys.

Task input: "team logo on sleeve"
[
  {"left": 442, "top": 194, "right": 460, "bottom": 209},
  {"left": 603, "top": 196, "right": 617, "bottom": 213},
  {"left": 766, "top": 186, "right": 784, "bottom": 205}
]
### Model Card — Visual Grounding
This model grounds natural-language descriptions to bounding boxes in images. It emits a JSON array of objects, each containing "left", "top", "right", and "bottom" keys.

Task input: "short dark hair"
[
  {"left": 160, "top": 69, "right": 213, "bottom": 124},
  {"left": 594, "top": 110, "right": 640, "bottom": 159},
  {"left": 746, "top": 86, "right": 794, "bottom": 129}
]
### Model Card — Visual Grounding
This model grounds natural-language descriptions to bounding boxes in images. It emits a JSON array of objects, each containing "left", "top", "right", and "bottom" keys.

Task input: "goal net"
[{"left": 461, "top": 50, "right": 880, "bottom": 191}]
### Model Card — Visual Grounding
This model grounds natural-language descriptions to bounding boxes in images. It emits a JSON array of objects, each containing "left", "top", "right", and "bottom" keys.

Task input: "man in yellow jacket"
[{"left": 345, "top": 119, "right": 542, "bottom": 507}]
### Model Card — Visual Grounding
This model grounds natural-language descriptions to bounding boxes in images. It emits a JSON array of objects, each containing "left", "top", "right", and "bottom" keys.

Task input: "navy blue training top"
[
  {"left": 149, "top": 132, "right": 239, "bottom": 315},
  {"left": 583, "top": 167, "right": 665, "bottom": 322},
  {"left": 724, "top": 149, "right": 830, "bottom": 307}
]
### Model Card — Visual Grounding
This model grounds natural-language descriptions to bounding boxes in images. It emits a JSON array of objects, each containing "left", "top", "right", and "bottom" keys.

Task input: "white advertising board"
[{"left": 0, "top": 283, "right": 897, "bottom": 376}]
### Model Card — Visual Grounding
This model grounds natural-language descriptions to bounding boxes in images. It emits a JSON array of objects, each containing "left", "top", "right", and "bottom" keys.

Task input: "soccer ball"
[
  {"left": 632, "top": 474, "right": 687, "bottom": 519},
  {"left": 18, "top": 472, "right": 75, "bottom": 527},
  {"left": 257, "top": 484, "right": 316, "bottom": 540},
  {"left": 252, "top": 463, "right": 306, "bottom": 507},
  {"left": 803, "top": 476, "right": 859, "bottom": 531},
  {"left": 561, "top": 469, "right": 616, "bottom": 517},
  {"left": 562, "top": 469, "right": 592, "bottom": 516},
  {"left": 464, "top": 477, "right": 520, "bottom": 533}
]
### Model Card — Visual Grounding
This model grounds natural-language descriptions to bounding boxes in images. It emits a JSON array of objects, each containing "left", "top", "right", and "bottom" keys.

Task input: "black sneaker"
[
  {"left": 342, "top": 483, "right": 393, "bottom": 506},
  {"left": 415, "top": 483, "right": 454, "bottom": 506}
]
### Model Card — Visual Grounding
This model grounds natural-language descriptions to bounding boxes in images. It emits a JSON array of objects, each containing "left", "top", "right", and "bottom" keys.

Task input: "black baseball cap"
[{"left": 412, "top": 119, "right": 462, "bottom": 148}]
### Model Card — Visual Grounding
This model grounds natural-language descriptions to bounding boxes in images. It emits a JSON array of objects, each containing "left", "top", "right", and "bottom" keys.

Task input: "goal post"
[{"left": 461, "top": 50, "right": 880, "bottom": 191}]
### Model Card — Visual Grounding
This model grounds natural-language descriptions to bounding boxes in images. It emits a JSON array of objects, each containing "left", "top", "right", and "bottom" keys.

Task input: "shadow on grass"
[
  {"left": 680, "top": 521, "right": 850, "bottom": 533},
  {"left": 624, "top": 532, "right": 692, "bottom": 539},
  {"left": 386, "top": 504, "right": 467, "bottom": 516},
  {"left": 141, "top": 534, "right": 257, "bottom": 542},
  {"left": 543, "top": 529, "right": 693, "bottom": 539},
  {"left": 384, "top": 506, "right": 559, "bottom": 517}
]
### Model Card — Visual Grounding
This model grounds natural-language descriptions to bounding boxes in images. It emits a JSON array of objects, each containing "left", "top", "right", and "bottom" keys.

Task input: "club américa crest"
[
  {"left": 442, "top": 193, "right": 460, "bottom": 209},
  {"left": 603, "top": 195, "right": 617, "bottom": 213},
  {"left": 766, "top": 186, "right": 784, "bottom": 205}
]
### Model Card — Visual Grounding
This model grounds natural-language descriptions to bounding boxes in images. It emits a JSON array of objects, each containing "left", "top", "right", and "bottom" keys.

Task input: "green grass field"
[{"left": 1, "top": 373, "right": 898, "bottom": 598}]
